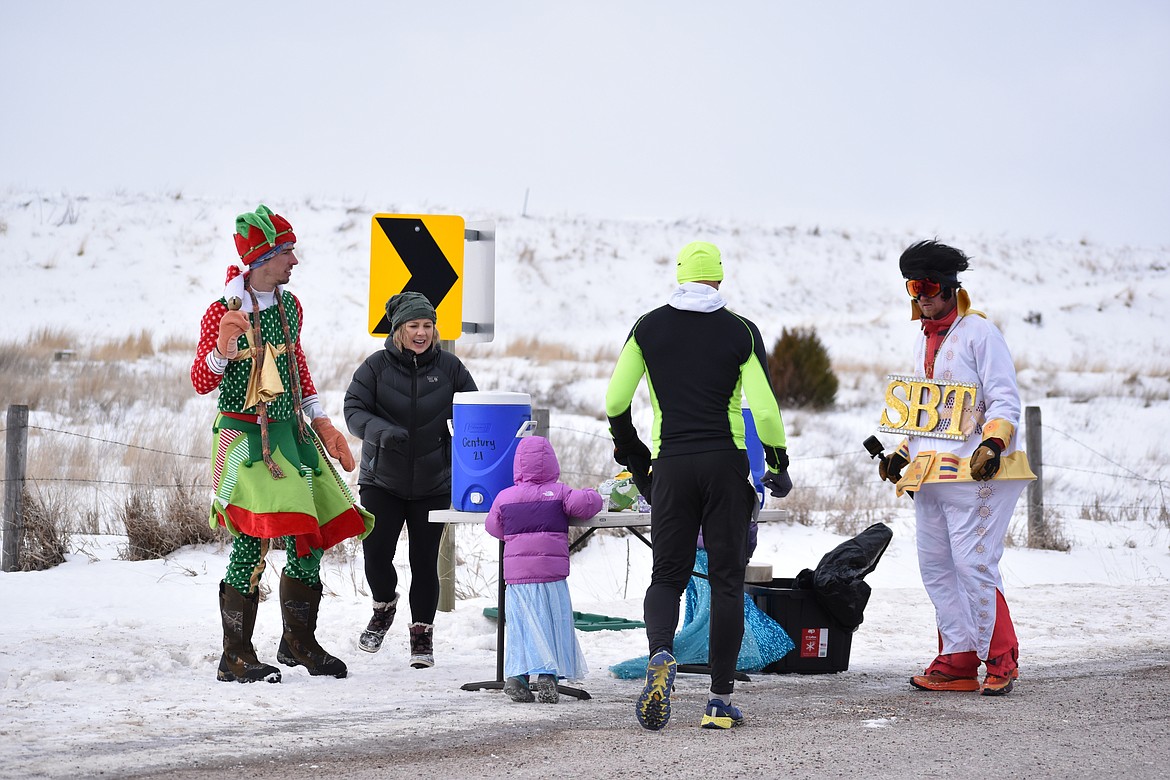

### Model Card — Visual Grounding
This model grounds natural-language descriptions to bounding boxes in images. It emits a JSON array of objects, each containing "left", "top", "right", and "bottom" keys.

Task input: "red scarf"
[{"left": 921, "top": 307, "right": 958, "bottom": 378}]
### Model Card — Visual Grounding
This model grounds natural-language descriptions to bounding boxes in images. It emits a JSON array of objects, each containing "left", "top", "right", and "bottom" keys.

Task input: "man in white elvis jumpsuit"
[{"left": 878, "top": 240, "right": 1036, "bottom": 696}]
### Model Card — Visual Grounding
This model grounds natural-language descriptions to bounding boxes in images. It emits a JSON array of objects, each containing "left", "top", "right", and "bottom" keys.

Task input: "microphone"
[{"left": 863, "top": 435, "right": 914, "bottom": 501}]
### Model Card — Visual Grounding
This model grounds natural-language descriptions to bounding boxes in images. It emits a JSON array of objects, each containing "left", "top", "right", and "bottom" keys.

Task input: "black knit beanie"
[{"left": 385, "top": 292, "right": 437, "bottom": 332}]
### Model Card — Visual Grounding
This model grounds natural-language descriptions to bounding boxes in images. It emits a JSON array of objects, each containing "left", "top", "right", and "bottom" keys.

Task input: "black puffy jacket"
[{"left": 344, "top": 339, "right": 477, "bottom": 500}]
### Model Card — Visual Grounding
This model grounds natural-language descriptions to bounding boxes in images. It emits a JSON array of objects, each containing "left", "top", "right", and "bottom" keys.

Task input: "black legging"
[
  {"left": 643, "top": 449, "right": 755, "bottom": 697},
  {"left": 358, "top": 485, "right": 451, "bottom": 625}
]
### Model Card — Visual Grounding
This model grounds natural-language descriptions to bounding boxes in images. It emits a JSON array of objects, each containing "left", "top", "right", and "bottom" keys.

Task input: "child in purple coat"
[{"left": 486, "top": 435, "right": 603, "bottom": 703}]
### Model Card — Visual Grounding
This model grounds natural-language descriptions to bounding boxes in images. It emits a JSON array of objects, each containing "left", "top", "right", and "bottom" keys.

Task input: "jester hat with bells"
[{"left": 223, "top": 205, "right": 298, "bottom": 311}]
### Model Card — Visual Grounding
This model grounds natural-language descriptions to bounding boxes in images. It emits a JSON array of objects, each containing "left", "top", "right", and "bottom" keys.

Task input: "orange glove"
[
  {"left": 216, "top": 310, "right": 250, "bottom": 359},
  {"left": 311, "top": 417, "right": 355, "bottom": 472}
]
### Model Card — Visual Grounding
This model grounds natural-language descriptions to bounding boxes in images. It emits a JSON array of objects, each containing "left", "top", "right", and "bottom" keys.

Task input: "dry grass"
[
  {"left": 119, "top": 473, "right": 219, "bottom": 561},
  {"left": 0, "top": 329, "right": 200, "bottom": 415},
  {"left": 1079, "top": 496, "right": 1170, "bottom": 528},
  {"left": 90, "top": 329, "right": 156, "bottom": 362},
  {"left": 11, "top": 485, "right": 69, "bottom": 571},
  {"left": 464, "top": 336, "right": 618, "bottom": 365},
  {"left": 776, "top": 458, "right": 900, "bottom": 538},
  {"left": 28, "top": 326, "right": 75, "bottom": 353},
  {"left": 157, "top": 332, "right": 196, "bottom": 353}
]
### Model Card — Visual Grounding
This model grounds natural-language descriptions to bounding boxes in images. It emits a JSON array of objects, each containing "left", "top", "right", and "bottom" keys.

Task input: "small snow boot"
[
  {"left": 217, "top": 581, "right": 281, "bottom": 683},
  {"left": 534, "top": 674, "right": 559, "bottom": 704},
  {"left": 504, "top": 675, "right": 535, "bottom": 703},
  {"left": 358, "top": 593, "right": 399, "bottom": 653},
  {"left": 275, "top": 572, "right": 347, "bottom": 678},
  {"left": 408, "top": 622, "right": 434, "bottom": 668}
]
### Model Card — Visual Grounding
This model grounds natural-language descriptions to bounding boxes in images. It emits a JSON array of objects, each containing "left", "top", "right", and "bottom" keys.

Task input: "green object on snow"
[{"left": 481, "top": 607, "right": 644, "bottom": 632}]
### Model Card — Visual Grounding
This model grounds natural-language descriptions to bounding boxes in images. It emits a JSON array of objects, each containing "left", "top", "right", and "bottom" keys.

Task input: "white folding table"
[{"left": 430, "top": 508, "right": 787, "bottom": 699}]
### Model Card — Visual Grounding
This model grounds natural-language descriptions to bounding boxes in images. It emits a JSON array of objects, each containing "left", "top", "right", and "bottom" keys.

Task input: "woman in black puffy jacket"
[{"left": 344, "top": 292, "right": 477, "bottom": 668}]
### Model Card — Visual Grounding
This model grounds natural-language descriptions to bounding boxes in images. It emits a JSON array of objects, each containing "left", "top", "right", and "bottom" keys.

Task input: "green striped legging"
[{"left": 225, "top": 533, "right": 322, "bottom": 594}]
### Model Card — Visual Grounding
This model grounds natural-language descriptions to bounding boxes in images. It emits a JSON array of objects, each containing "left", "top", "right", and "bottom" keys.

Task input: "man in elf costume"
[
  {"left": 192, "top": 205, "right": 373, "bottom": 683},
  {"left": 878, "top": 240, "right": 1035, "bottom": 696}
]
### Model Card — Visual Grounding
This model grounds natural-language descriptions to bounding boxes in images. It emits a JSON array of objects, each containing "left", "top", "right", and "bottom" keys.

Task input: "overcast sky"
[{"left": 2, "top": 1, "right": 1168, "bottom": 246}]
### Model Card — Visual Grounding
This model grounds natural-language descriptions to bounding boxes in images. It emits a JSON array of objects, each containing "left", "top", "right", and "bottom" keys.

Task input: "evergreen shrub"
[{"left": 768, "top": 327, "right": 839, "bottom": 409}]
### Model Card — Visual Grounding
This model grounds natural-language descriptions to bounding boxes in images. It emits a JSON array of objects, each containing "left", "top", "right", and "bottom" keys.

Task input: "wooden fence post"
[
  {"left": 437, "top": 340, "right": 458, "bottom": 613},
  {"left": 1025, "top": 405, "right": 1046, "bottom": 548},
  {"left": 533, "top": 408, "right": 549, "bottom": 440},
  {"left": 437, "top": 523, "right": 456, "bottom": 613},
  {"left": 3, "top": 405, "right": 29, "bottom": 573}
]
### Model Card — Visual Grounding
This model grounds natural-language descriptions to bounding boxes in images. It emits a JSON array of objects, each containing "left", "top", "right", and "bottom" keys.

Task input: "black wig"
[{"left": 898, "top": 240, "right": 971, "bottom": 288}]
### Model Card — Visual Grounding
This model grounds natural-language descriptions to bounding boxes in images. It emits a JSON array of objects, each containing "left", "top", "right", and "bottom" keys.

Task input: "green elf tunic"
[{"left": 194, "top": 290, "right": 373, "bottom": 580}]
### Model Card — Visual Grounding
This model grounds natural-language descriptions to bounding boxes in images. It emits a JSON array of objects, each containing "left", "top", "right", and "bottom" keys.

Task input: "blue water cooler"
[{"left": 450, "top": 391, "right": 536, "bottom": 512}]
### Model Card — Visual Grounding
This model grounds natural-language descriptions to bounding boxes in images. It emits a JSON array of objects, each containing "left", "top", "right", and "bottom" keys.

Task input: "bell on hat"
[{"left": 234, "top": 204, "right": 296, "bottom": 266}]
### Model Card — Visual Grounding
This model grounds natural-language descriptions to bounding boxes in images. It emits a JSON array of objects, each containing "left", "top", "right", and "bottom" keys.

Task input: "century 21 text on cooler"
[{"left": 463, "top": 437, "right": 497, "bottom": 454}]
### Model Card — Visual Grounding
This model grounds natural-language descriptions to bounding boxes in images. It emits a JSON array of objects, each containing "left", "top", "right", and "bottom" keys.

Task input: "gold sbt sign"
[{"left": 878, "top": 374, "right": 977, "bottom": 441}]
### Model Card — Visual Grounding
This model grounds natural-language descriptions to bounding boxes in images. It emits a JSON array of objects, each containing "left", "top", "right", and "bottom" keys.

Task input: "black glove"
[
  {"left": 630, "top": 470, "right": 652, "bottom": 505},
  {"left": 762, "top": 445, "right": 792, "bottom": 497},
  {"left": 879, "top": 452, "right": 908, "bottom": 484},
  {"left": 761, "top": 469, "right": 792, "bottom": 498},
  {"left": 608, "top": 410, "right": 652, "bottom": 480},
  {"left": 378, "top": 425, "right": 409, "bottom": 450},
  {"left": 969, "top": 438, "right": 1003, "bottom": 481},
  {"left": 612, "top": 437, "right": 651, "bottom": 477}
]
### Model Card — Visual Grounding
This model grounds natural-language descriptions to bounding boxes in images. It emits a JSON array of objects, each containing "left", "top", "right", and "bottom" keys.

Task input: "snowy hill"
[{"left": 5, "top": 190, "right": 1166, "bottom": 369}]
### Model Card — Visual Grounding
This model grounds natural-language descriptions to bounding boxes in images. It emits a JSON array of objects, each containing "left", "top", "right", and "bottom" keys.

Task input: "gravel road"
[{"left": 119, "top": 652, "right": 1169, "bottom": 780}]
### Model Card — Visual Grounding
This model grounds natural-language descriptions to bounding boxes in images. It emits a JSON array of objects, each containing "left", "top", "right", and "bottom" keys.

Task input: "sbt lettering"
[{"left": 878, "top": 375, "right": 977, "bottom": 441}]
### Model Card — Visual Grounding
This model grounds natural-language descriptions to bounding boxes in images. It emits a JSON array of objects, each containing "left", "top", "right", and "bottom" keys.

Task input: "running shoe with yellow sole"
[
  {"left": 700, "top": 699, "right": 745, "bottom": 730},
  {"left": 636, "top": 649, "right": 677, "bottom": 731}
]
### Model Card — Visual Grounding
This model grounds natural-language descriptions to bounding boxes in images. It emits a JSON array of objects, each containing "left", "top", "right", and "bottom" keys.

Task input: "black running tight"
[{"left": 358, "top": 486, "right": 451, "bottom": 624}]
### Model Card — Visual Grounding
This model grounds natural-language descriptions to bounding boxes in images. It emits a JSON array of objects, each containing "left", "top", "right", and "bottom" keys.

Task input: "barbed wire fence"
[{"left": 3, "top": 405, "right": 1169, "bottom": 573}]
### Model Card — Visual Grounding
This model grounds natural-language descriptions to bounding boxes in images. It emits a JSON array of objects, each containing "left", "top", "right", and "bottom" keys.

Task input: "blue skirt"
[{"left": 504, "top": 579, "right": 589, "bottom": 681}]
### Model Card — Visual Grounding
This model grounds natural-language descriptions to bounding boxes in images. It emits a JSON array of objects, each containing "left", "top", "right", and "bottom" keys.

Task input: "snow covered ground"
[{"left": 2, "top": 523, "right": 1167, "bottom": 779}]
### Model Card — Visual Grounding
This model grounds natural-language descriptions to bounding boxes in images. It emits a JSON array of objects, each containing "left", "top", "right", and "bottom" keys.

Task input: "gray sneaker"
[{"left": 504, "top": 675, "right": 535, "bottom": 703}]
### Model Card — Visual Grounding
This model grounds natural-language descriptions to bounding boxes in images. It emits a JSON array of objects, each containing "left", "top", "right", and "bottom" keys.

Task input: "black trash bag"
[{"left": 792, "top": 522, "right": 893, "bottom": 632}]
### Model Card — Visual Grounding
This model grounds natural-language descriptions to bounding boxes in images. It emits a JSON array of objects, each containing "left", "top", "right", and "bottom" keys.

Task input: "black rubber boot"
[
  {"left": 275, "top": 572, "right": 347, "bottom": 678},
  {"left": 217, "top": 581, "right": 281, "bottom": 683}
]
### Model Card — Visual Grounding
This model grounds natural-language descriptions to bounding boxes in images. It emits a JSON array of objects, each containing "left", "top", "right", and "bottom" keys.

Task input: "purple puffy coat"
[{"left": 485, "top": 436, "right": 603, "bottom": 585}]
